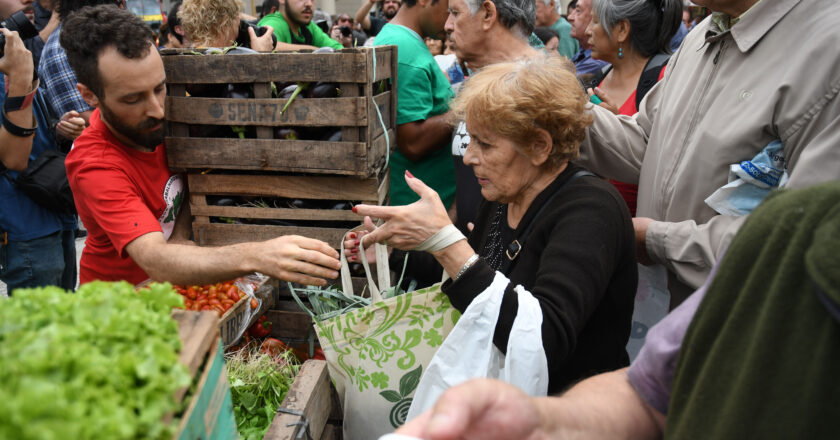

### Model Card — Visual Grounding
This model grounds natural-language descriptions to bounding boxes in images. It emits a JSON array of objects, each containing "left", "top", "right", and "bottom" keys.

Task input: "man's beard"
[
  {"left": 383, "top": 7, "right": 398, "bottom": 20},
  {"left": 100, "top": 103, "right": 166, "bottom": 150},
  {"left": 285, "top": 1, "right": 312, "bottom": 27}
]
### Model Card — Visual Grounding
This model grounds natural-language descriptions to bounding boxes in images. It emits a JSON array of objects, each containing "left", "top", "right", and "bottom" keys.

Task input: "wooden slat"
[
  {"left": 166, "top": 96, "right": 366, "bottom": 127},
  {"left": 264, "top": 360, "right": 333, "bottom": 440},
  {"left": 390, "top": 47, "right": 398, "bottom": 154},
  {"left": 194, "top": 224, "right": 350, "bottom": 249},
  {"left": 339, "top": 82, "right": 361, "bottom": 144},
  {"left": 373, "top": 45, "right": 395, "bottom": 83},
  {"left": 166, "top": 137, "right": 368, "bottom": 175},
  {"left": 173, "top": 310, "right": 220, "bottom": 376},
  {"left": 168, "top": 85, "right": 189, "bottom": 138},
  {"left": 190, "top": 193, "right": 210, "bottom": 224},
  {"left": 191, "top": 205, "right": 361, "bottom": 221},
  {"left": 188, "top": 174, "right": 382, "bottom": 201},
  {"left": 254, "top": 83, "right": 274, "bottom": 139},
  {"left": 370, "top": 92, "right": 392, "bottom": 139},
  {"left": 266, "top": 309, "right": 313, "bottom": 340},
  {"left": 171, "top": 310, "right": 219, "bottom": 403},
  {"left": 377, "top": 170, "right": 390, "bottom": 205},
  {"left": 162, "top": 51, "right": 369, "bottom": 83},
  {"left": 319, "top": 424, "right": 341, "bottom": 440}
]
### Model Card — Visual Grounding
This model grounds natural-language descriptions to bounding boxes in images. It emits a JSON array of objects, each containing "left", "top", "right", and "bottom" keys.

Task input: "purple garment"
[
  {"left": 572, "top": 48, "right": 610, "bottom": 77},
  {"left": 625, "top": 259, "right": 723, "bottom": 414}
]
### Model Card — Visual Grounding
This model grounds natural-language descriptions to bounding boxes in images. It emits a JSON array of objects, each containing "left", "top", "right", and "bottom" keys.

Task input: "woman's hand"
[
  {"left": 353, "top": 171, "right": 452, "bottom": 250},
  {"left": 587, "top": 87, "right": 620, "bottom": 115},
  {"left": 343, "top": 230, "right": 379, "bottom": 263}
]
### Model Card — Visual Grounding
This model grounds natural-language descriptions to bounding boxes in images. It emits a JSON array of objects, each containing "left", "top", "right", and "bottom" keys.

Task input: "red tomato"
[
  {"left": 229, "top": 290, "right": 240, "bottom": 303},
  {"left": 250, "top": 298, "right": 259, "bottom": 309},
  {"left": 184, "top": 299, "right": 194, "bottom": 309},
  {"left": 186, "top": 287, "right": 198, "bottom": 301}
]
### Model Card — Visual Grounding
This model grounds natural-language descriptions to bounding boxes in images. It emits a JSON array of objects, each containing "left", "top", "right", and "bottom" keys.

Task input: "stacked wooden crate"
[{"left": 161, "top": 47, "right": 397, "bottom": 249}]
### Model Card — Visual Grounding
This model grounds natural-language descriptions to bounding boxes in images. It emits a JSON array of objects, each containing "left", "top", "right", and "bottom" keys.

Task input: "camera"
[
  {"left": 0, "top": 10, "right": 38, "bottom": 57},
  {"left": 235, "top": 20, "right": 278, "bottom": 49},
  {"left": 339, "top": 26, "right": 352, "bottom": 38}
]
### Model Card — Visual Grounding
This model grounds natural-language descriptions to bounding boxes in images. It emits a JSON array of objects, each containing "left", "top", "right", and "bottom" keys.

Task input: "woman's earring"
[{"left": 618, "top": 47, "right": 624, "bottom": 59}]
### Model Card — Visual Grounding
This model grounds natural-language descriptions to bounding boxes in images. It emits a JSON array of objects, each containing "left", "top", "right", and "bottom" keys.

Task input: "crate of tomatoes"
[{"left": 171, "top": 273, "right": 274, "bottom": 347}]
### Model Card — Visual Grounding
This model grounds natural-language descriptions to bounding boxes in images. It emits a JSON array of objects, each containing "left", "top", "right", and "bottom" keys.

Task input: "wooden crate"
[
  {"left": 188, "top": 171, "right": 388, "bottom": 249},
  {"left": 218, "top": 285, "right": 275, "bottom": 347},
  {"left": 172, "top": 310, "right": 238, "bottom": 440},
  {"left": 265, "top": 359, "right": 342, "bottom": 440},
  {"left": 162, "top": 47, "right": 397, "bottom": 178}
]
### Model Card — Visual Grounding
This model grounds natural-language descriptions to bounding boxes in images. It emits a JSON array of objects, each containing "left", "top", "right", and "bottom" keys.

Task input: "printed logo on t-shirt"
[
  {"left": 159, "top": 175, "right": 184, "bottom": 240},
  {"left": 452, "top": 121, "right": 470, "bottom": 157}
]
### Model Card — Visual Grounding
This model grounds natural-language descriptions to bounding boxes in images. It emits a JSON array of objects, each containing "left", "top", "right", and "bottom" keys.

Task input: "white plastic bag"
[{"left": 406, "top": 272, "right": 549, "bottom": 420}]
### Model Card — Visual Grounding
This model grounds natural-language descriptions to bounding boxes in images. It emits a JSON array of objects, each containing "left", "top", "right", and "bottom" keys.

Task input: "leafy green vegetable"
[
  {"left": 226, "top": 346, "right": 298, "bottom": 439},
  {"left": 0, "top": 281, "right": 191, "bottom": 440},
  {"left": 288, "top": 252, "right": 413, "bottom": 321}
]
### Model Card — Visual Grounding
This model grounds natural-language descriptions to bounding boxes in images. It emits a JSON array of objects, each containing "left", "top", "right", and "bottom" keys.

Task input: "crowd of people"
[{"left": 1, "top": 0, "right": 839, "bottom": 437}]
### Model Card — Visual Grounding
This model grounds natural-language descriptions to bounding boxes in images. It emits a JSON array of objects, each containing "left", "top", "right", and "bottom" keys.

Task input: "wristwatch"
[{"left": 1, "top": 107, "right": 37, "bottom": 137}]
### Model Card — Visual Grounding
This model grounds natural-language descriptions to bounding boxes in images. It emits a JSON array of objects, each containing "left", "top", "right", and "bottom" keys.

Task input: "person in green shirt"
[
  {"left": 257, "top": 0, "right": 343, "bottom": 50},
  {"left": 374, "top": 0, "right": 456, "bottom": 208},
  {"left": 535, "top": 0, "right": 579, "bottom": 58}
]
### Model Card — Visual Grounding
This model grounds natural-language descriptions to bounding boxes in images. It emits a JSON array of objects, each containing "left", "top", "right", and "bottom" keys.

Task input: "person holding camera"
[
  {"left": 0, "top": 28, "right": 80, "bottom": 294},
  {"left": 329, "top": 22, "right": 354, "bottom": 48},
  {"left": 178, "top": 0, "right": 275, "bottom": 51}
]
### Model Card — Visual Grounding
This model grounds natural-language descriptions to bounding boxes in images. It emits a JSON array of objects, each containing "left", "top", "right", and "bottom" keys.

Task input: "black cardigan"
[{"left": 435, "top": 165, "right": 638, "bottom": 394}]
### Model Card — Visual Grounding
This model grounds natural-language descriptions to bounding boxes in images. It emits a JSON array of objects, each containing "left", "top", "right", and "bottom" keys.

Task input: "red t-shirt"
[
  {"left": 600, "top": 66, "right": 667, "bottom": 216},
  {"left": 66, "top": 109, "right": 185, "bottom": 285}
]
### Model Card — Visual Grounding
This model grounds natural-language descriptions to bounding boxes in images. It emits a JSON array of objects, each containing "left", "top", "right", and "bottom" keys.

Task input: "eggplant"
[
  {"left": 308, "top": 82, "right": 340, "bottom": 99},
  {"left": 274, "top": 127, "right": 300, "bottom": 140},
  {"left": 226, "top": 83, "right": 253, "bottom": 99},
  {"left": 278, "top": 84, "right": 298, "bottom": 99},
  {"left": 321, "top": 129, "right": 342, "bottom": 142}
]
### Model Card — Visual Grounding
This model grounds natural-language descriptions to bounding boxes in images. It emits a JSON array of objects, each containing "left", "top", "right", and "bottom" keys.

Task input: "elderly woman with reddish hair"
[{"left": 347, "top": 55, "right": 638, "bottom": 393}]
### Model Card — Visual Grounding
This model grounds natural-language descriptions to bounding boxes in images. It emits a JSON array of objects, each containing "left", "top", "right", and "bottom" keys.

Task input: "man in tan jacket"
[{"left": 578, "top": 0, "right": 840, "bottom": 306}]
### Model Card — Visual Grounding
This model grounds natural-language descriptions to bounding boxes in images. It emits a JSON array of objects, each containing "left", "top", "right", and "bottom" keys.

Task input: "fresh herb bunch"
[
  {"left": 288, "top": 253, "right": 413, "bottom": 321},
  {"left": 0, "top": 282, "right": 191, "bottom": 440},
  {"left": 226, "top": 345, "right": 299, "bottom": 439}
]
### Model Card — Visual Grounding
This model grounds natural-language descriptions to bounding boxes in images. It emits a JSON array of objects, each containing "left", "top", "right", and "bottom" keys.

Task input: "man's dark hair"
[
  {"left": 56, "top": 0, "right": 122, "bottom": 21},
  {"left": 401, "top": 0, "right": 438, "bottom": 8},
  {"left": 166, "top": 1, "right": 183, "bottom": 43},
  {"left": 533, "top": 26, "right": 558, "bottom": 45},
  {"left": 568, "top": 0, "right": 577, "bottom": 11},
  {"left": 259, "top": 0, "right": 279, "bottom": 18},
  {"left": 158, "top": 22, "right": 170, "bottom": 42},
  {"left": 61, "top": 5, "right": 155, "bottom": 99}
]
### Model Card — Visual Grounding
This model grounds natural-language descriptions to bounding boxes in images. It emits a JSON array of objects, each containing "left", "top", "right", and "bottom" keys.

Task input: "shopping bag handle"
[{"left": 340, "top": 226, "right": 390, "bottom": 303}]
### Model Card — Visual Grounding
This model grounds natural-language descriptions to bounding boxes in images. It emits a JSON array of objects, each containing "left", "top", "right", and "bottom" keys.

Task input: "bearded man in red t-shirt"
[{"left": 61, "top": 5, "right": 341, "bottom": 286}]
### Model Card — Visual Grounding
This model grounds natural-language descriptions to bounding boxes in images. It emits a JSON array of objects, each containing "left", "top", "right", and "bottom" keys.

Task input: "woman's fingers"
[
  {"left": 404, "top": 170, "right": 436, "bottom": 200},
  {"left": 353, "top": 203, "right": 396, "bottom": 220}
]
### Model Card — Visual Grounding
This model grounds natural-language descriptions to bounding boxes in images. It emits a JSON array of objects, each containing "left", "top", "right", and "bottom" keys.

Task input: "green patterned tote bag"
[{"left": 290, "top": 234, "right": 460, "bottom": 439}]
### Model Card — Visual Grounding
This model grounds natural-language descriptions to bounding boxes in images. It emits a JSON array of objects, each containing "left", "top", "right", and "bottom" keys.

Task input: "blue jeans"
[{"left": 0, "top": 230, "right": 77, "bottom": 294}]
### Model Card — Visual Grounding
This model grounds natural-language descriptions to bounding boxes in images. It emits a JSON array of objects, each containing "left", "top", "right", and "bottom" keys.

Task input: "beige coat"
[{"left": 578, "top": 0, "right": 840, "bottom": 303}]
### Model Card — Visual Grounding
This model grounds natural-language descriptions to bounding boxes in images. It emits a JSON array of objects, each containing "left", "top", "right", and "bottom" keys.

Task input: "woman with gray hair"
[{"left": 584, "top": 0, "right": 681, "bottom": 215}]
